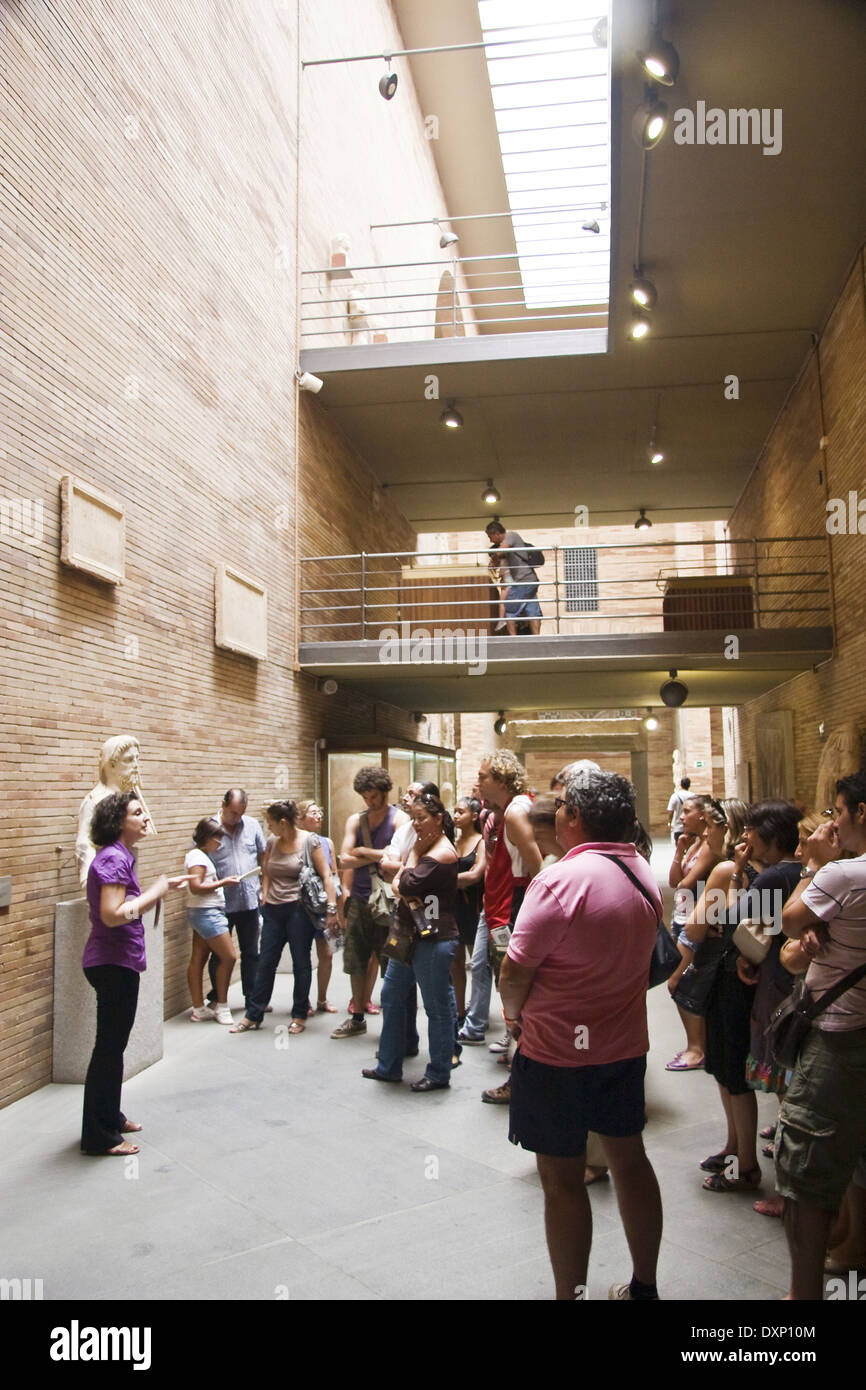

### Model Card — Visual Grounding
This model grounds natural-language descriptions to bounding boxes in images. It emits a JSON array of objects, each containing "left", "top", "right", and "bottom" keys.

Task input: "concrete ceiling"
[{"left": 301, "top": 0, "right": 866, "bottom": 531}]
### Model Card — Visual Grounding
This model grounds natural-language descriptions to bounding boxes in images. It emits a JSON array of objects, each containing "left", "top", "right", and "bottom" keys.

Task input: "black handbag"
[
  {"left": 595, "top": 854, "right": 677, "bottom": 989},
  {"left": 765, "top": 960, "right": 866, "bottom": 1068},
  {"left": 671, "top": 935, "right": 725, "bottom": 1015}
]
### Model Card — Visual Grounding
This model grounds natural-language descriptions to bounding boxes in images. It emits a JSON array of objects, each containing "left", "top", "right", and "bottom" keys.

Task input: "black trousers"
[
  {"left": 206, "top": 907, "right": 260, "bottom": 1005},
  {"left": 81, "top": 964, "right": 140, "bottom": 1153}
]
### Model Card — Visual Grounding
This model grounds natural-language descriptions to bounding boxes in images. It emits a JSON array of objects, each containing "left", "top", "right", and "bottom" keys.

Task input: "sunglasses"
[{"left": 553, "top": 796, "right": 567, "bottom": 811}]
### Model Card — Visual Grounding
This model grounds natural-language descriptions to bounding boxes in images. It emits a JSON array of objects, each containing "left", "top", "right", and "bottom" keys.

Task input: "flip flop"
[
  {"left": 122, "top": 1121, "right": 143, "bottom": 1133},
  {"left": 759, "top": 1122, "right": 777, "bottom": 1140},
  {"left": 703, "top": 1166, "right": 762, "bottom": 1193},
  {"left": 665, "top": 1055, "right": 704, "bottom": 1071},
  {"left": 754, "top": 1197, "right": 784, "bottom": 1218}
]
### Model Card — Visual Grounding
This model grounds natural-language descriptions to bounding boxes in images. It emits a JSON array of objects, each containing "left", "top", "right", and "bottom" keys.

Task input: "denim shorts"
[
  {"left": 188, "top": 907, "right": 230, "bottom": 940},
  {"left": 504, "top": 583, "right": 541, "bottom": 620},
  {"left": 509, "top": 1050, "right": 647, "bottom": 1157}
]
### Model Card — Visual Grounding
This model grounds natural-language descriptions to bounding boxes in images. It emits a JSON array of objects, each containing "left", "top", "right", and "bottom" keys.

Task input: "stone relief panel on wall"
[
  {"left": 815, "top": 721, "right": 862, "bottom": 812},
  {"left": 755, "top": 709, "right": 795, "bottom": 800}
]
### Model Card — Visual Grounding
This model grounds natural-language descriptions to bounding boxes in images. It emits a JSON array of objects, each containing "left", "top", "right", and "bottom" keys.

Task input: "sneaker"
[
  {"left": 213, "top": 1004, "right": 234, "bottom": 1026},
  {"left": 457, "top": 1029, "right": 485, "bottom": 1045},
  {"left": 608, "top": 1282, "right": 659, "bottom": 1301},
  {"left": 488, "top": 1032, "right": 510, "bottom": 1053},
  {"left": 481, "top": 1080, "right": 511, "bottom": 1104},
  {"left": 331, "top": 1017, "right": 367, "bottom": 1039},
  {"left": 190, "top": 1004, "right": 217, "bottom": 1022}
]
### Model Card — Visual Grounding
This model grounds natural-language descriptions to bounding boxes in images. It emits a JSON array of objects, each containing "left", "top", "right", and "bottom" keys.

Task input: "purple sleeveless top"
[{"left": 351, "top": 805, "right": 396, "bottom": 902}]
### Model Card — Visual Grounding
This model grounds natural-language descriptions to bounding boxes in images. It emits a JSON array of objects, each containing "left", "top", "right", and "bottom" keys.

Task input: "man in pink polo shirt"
[{"left": 500, "top": 768, "right": 664, "bottom": 1301}]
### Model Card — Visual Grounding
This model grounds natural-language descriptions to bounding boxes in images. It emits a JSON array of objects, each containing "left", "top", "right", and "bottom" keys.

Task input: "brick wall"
[
  {"left": 0, "top": 0, "right": 449, "bottom": 1108},
  {"left": 728, "top": 248, "right": 866, "bottom": 806}
]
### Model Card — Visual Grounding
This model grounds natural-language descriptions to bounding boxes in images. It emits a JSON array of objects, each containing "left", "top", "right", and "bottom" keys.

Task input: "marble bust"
[{"left": 75, "top": 735, "right": 155, "bottom": 886}]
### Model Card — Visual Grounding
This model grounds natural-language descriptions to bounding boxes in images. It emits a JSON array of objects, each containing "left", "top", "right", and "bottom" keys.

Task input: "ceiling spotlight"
[
  {"left": 493, "top": 712, "right": 507, "bottom": 736},
  {"left": 649, "top": 448, "right": 664, "bottom": 465},
  {"left": 439, "top": 229, "right": 459, "bottom": 248},
  {"left": 630, "top": 274, "right": 657, "bottom": 310},
  {"left": 648, "top": 421, "right": 663, "bottom": 464},
  {"left": 482, "top": 479, "right": 501, "bottom": 505},
  {"left": 660, "top": 669, "right": 688, "bottom": 707},
  {"left": 630, "top": 310, "right": 651, "bottom": 340},
  {"left": 318, "top": 678, "right": 339, "bottom": 696},
  {"left": 644, "top": 709, "right": 659, "bottom": 731},
  {"left": 581, "top": 219, "right": 600, "bottom": 234},
  {"left": 634, "top": 508, "right": 652, "bottom": 530},
  {"left": 638, "top": 36, "right": 680, "bottom": 87},
  {"left": 440, "top": 401, "right": 463, "bottom": 430},
  {"left": 632, "top": 91, "right": 669, "bottom": 149},
  {"left": 592, "top": 17, "right": 608, "bottom": 48},
  {"left": 379, "top": 70, "right": 398, "bottom": 101}
]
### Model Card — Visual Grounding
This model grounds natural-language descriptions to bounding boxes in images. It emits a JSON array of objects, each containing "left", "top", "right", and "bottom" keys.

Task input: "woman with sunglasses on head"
[
  {"left": 362, "top": 793, "right": 459, "bottom": 1091},
  {"left": 666, "top": 796, "right": 730, "bottom": 1071},
  {"left": 297, "top": 800, "right": 343, "bottom": 1013}
]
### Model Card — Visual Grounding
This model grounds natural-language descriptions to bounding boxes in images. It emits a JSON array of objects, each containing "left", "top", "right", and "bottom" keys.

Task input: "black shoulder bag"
[
  {"left": 765, "top": 960, "right": 866, "bottom": 1069},
  {"left": 598, "top": 853, "right": 680, "bottom": 989}
]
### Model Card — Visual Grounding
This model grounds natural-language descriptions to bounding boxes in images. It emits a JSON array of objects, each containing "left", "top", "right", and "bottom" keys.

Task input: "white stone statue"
[{"left": 75, "top": 735, "right": 156, "bottom": 886}]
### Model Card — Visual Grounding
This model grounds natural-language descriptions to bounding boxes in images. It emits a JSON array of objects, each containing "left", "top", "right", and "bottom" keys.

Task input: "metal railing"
[
  {"left": 298, "top": 537, "right": 832, "bottom": 643},
  {"left": 299, "top": 249, "right": 608, "bottom": 347}
]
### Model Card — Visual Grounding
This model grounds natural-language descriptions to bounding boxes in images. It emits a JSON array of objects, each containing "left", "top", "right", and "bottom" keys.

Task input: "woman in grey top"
[{"left": 231, "top": 800, "right": 338, "bottom": 1034}]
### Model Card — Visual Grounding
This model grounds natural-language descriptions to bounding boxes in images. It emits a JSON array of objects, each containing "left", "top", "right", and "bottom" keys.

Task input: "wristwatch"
[{"left": 800, "top": 868, "right": 815, "bottom": 880}]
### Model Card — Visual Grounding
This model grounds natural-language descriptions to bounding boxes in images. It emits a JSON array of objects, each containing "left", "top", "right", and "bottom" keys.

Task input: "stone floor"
[{"left": 2, "top": 846, "right": 795, "bottom": 1303}]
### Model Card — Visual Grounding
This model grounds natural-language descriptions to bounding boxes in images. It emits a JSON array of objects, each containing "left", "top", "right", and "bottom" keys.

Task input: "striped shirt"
[{"left": 801, "top": 854, "right": 866, "bottom": 1031}]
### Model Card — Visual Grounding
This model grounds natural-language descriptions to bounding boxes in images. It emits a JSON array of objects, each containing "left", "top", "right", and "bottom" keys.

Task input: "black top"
[
  {"left": 455, "top": 841, "right": 483, "bottom": 935},
  {"left": 398, "top": 855, "right": 458, "bottom": 941}
]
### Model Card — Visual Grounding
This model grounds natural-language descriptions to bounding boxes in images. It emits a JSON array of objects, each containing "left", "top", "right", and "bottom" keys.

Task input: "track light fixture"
[
  {"left": 440, "top": 401, "right": 463, "bottom": 430},
  {"left": 660, "top": 670, "right": 688, "bottom": 707},
  {"left": 581, "top": 219, "right": 600, "bottom": 234},
  {"left": 630, "top": 310, "right": 651, "bottom": 340},
  {"left": 634, "top": 508, "right": 652, "bottom": 530},
  {"left": 644, "top": 709, "right": 659, "bottom": 732},
  {"left": 638, "top": 35, "right": 679, "bottom": 87},
  {"left": 592, "top": 17, "right": 608, "bottom": 49},
  {"left": 630, "top": 273, "right": 657, "bottom": 310},
  {"left": 439, "top": 230, "right": 459, "bottom": 248},
  {"left": 632, "top": 89, "right": 668, "bottom": 149},
  {"left": 295, "top": 368, "right": 324, "bottom": 394},
  {"left": 493, "top": 712, "right": 507, "bottom": 736},
  {"left": 482, "top": 479, "right": 501, "bottom": 505}
]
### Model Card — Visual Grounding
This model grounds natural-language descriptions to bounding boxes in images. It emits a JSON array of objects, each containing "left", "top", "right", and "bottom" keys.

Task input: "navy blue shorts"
[{"left": 508, "top": 1050, "right": 647, "bottom": 1157}]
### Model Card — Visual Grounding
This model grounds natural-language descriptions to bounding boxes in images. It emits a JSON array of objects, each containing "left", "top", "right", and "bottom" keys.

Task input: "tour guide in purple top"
[{"left": 81, "top": 792, "right": 187, "bottom": 1156}]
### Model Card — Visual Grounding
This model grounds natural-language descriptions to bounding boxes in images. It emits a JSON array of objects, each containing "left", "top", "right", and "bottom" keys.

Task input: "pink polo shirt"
[{"left": 507, "top": 842, "right": 661, "bottom": 1067}]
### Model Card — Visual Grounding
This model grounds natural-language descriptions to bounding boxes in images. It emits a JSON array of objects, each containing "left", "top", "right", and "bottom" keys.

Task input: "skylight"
[{"left": 477, "top": 0, "right": 611, "bottom": 313}]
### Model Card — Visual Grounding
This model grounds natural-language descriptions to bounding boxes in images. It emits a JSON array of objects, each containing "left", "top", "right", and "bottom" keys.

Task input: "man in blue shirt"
[{"left": 206, "top": 788, "right": 266, "bottom": 1011}]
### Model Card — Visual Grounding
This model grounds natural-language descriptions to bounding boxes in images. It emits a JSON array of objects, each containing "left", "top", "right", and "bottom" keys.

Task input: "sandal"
[
  {"left": 365, "top": 1001, "right": 381, "bottom": 1015},
  {"left": 316, "top": 1000, "right": 338, "bottom": 1013},
  {"left": 230, "top": 1017, "right": 262, "bottom": 1033},
  {"left": 122, "top": 1121, "right": 143, "bottom": 1133},
  {"left": 762, "top": 1142, "right": 775, "bottom": 1159},
  {"left": 700, "top": 1151, "right": 736, "bottom": 1173},
  {"left": 754, "top": 1196, "right": 784, "bottom": 1218},
  {"left": 665, "top": 1054, "right": 704, "bottom": 1071},
  {"left": 702, "top": 1166, "right": 762, "bottom": 1193},
  {"left": 106, "top": 1141, "right": 139, "bottom": 1156},
  {"left": 759, "top": 1122, "right": 777, "bottom": 1140},
  {"left": 288, "top": 1020, "right": 305, "bottom": 1034}
]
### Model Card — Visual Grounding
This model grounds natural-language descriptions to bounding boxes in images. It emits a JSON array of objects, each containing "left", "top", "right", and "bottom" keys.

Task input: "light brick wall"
[
  {"left": 728, "top": 248, "right": 866, "bottom": 806},
  {"left": 0, "top": 0, "right": 450, "bottom": 1108}
]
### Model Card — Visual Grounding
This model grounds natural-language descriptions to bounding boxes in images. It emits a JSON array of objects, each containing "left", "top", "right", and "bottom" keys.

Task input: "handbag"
[
  {"left": 733, "top": 916, "right": 774, "bottom": 967},
  {"left": 671, "top": 935, "right": 725, "bottom": 1015},
  {"left": 299, "top": 833, "right": 328, "bottom": 922},
  {"left": 381, "top": 907, "right": 416, "bottom": 964},
  {"left": 359, "top": 811, "right": 395, "bottom": 926},
  {"left": 593, "top": 853, "right": 677, "bottom": 989},
  {"left": 765, "top": 960, "right": 866, "bottom": 1069}
]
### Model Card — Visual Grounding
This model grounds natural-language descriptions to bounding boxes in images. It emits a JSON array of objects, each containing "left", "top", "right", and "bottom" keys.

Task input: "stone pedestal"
[{"left": 53, "top": 898, "right": 164, "bottom": 1083}]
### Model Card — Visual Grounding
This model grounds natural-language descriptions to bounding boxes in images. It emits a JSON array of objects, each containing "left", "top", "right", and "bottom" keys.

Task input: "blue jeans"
[
  {"left": 377, "top": 938, "right": 458, "bottom": 1083},
  {"left": 247, "top": 901, "right": 313, "bottom": 1022},
  {"left": 462, "top": 910, "right": 490, "bottom": 1039},
  {"left": 208, "top": 907, "right": 260, "bottom": 1007}
]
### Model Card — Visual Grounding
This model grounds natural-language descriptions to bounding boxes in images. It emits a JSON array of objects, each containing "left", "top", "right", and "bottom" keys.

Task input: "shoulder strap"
[
  {"left": 805, "top": 959, "right": 866, "bottom": 1020},
  {"left": 590, "top": 852, "right": 661, "bottom": 926},
  {"left": 358, "top": 811, "right": 372, "bottom": 849}
]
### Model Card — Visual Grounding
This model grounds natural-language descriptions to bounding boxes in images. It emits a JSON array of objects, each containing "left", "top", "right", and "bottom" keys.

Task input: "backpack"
[{"left": 519, "top": 544, "right": 544, "bottom": 568}]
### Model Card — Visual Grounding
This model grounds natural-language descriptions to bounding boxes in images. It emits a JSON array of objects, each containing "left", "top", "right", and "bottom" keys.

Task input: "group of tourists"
[{"left": 78, "top": 752, "right": 866, "bottom": 1301}]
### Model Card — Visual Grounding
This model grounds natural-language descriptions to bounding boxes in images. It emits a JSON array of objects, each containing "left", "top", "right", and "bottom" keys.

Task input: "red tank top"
[{"left": 483, "top": 799, "right": 529, "bottom": 930}]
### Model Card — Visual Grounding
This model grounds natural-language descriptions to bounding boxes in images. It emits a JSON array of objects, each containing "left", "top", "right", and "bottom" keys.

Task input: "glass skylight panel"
[{"left": 477, "top": 0, "right": 611, "bottom": 313}]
